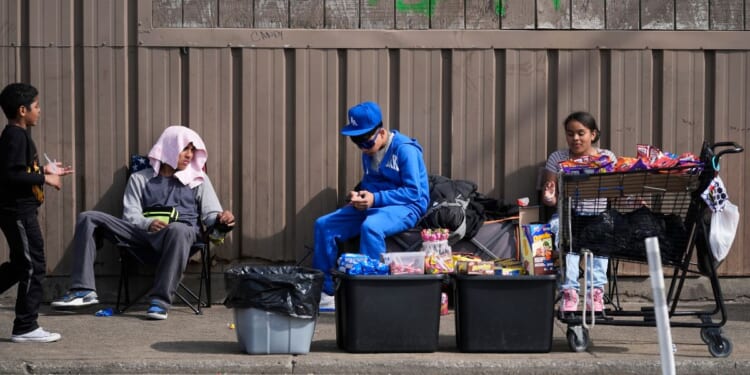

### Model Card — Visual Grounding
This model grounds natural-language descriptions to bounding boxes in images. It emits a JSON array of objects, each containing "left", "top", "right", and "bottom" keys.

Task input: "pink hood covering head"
[{"left": 147, "top": 125, "right": 208, "bottom": 188}]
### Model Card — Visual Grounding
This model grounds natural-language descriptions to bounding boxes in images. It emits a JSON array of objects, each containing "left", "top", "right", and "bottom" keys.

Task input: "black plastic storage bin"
[
  {"left": 453, "top": 274, "right": 556, "bottom": 353},
  {"left": 334, "top": 273, "right": 446, "bottom": 353}
]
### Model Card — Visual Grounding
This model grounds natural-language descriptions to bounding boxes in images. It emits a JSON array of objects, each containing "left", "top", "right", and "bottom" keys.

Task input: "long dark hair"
[{"left": 563, "top": 111, "right": 600, "bottom": 143}]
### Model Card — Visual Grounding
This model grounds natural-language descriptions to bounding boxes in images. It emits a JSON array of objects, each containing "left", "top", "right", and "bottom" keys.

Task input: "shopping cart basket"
[{"left": 556, "top": 141, "right": 743, "bottom": 357}]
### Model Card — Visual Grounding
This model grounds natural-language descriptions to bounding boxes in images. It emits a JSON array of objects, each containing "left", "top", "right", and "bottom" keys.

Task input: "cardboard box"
[{"left": 520, "top": 224, "right": 557, "bottom": 275}]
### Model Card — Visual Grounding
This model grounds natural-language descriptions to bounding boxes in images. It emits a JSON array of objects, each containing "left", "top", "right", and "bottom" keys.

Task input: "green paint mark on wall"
[
  {"left": 366, "top": 0, "right": 563, "bottom": 17},
  {"left": 496, "top": 0, "right": 506, "bottom": 17},
  {"left": 395, "top": 0, "right": 436, "bottom": 17}
]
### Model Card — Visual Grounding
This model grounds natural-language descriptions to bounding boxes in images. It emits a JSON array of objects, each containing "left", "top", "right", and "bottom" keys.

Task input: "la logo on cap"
[{"left": 350, "top": 116, "right": 358, "bottom": 126}]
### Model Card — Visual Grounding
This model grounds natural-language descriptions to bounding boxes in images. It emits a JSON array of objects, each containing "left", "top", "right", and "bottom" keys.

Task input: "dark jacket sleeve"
[{"left": 0, "top": 129, "right": 45, "bottom": 187}]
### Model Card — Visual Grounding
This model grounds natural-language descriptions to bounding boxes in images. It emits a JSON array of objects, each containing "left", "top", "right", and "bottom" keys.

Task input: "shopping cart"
[{"left": 556, "top": 141, "right": 743, "bottom": 358}]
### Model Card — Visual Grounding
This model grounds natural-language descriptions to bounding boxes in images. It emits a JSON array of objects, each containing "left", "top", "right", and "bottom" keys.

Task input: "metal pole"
[{"left": 645, "top": 236, "right": 675, "bottom": 375}]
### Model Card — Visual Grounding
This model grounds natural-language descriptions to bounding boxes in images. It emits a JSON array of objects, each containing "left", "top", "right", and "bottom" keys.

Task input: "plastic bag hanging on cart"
[
  {"left": 702, "top": 175, "right": 740, "bottom": 262},
  {"left": 709, "top": 201, "right": 739, "bottom": 262}
]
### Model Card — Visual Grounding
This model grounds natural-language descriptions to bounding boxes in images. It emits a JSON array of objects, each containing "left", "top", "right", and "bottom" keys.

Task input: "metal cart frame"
[{"left": 555, "top": 141, "right": 743, "bottom": 358}]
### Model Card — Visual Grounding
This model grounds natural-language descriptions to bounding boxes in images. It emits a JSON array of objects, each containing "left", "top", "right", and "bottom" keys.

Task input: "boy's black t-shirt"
[{"left": 0, "top": 124, "right": 45, "bottom": 215}]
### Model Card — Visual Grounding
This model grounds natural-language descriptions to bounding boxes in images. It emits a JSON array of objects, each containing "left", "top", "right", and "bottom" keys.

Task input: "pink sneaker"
[
  {"left": 560, "top": 289, "right": 579, "bottom": 312},
  {"left": 586, "top": 288, "right": 604, "bottom": 312}
]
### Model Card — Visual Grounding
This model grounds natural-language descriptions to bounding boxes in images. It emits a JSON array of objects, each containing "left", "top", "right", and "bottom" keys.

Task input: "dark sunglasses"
[{"left": 350, "top": 125, "right": 382, "bottom": 149}]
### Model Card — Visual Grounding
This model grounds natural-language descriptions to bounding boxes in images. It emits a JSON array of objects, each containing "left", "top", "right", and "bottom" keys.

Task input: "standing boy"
[
  {"left": 0, "top": 82, "right": 74, "bottom": 343},
  {"left": 313, "top": 101, "right": 430, "bottom": 311}
]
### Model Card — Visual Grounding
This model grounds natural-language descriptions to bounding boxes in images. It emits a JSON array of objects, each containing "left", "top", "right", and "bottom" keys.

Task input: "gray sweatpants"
[{"left": 69, "top": 211, "right": 197, "bottom": 309}]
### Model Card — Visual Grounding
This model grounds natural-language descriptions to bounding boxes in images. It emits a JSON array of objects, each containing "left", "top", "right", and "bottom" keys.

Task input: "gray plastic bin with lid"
[{"left": 224, "top": 265, "right": 324, "bottom": 354}]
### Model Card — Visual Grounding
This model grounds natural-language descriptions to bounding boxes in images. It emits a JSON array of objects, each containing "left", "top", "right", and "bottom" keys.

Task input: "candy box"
[
  {"left": 455, "top": 260, "right": 495, "bottom": 275},
  {"left": 520, "top": 224, "right": 556, "bottom": 275}
]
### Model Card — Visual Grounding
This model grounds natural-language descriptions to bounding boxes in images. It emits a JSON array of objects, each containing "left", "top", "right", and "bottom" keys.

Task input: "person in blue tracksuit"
[{"left": 313, "top": 101, "right": 429, "bottom": 311}]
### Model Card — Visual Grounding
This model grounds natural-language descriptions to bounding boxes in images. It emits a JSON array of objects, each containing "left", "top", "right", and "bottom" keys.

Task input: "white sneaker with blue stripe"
[
  {"left": 146, "top": 303, "right": 168, "bottom": 320},
  {"left": 51, "top": 290, "right": 99, "bottom": 308}
]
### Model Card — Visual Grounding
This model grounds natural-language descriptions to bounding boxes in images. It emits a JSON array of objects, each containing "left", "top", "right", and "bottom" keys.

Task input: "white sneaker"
[
  {"left": 51, "top": 289, "right": 99, "bottom": 308},
  {"left": 11, "top": 327, "right": 61, "bottom": 343},
  {"left": 320, "top": 292, "right": 335, "bottom": 312}
]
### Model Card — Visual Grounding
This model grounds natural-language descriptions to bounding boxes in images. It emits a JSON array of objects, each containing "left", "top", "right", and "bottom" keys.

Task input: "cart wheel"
[
  {"left": 707, "top": 335, "right": 733, "bottom": 358},
  {"left": 566, "top": 326, "right": 590, "bottom": 352},
  {"left": 700, "top": 327, "right": 719, "bottom": 345}
]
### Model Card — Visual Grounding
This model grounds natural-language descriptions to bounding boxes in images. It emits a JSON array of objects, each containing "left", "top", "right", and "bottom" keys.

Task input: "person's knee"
[{"left": 360, "top": 220, "right": 385, "bottom": 239}]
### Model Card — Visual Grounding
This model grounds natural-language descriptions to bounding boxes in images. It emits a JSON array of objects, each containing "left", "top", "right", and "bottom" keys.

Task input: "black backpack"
[{"left": 418, "top": 175, "right": 482, "bottom": 242}]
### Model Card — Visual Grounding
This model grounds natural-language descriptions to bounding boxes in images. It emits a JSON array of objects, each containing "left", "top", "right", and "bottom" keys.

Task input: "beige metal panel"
[
  {"left": 28, "top": 47, "right": 77, "bottom": 274},
  {"left": 138, "top": 29, "right": 750, "bottom": 50},
  {"left": 184, "top": 0, "right": 218, "bottom": 27},
  {"left": 82, "top": 0, "right": 128, "bottom": 47},
  {"left": 240, "top": 48, "right": 289, "bottom": 261},
  {"left": 466, "top": 0, "right": 500, "bottom": 30},
  {"left": 73, "top": 46, "right": 131, "bottom": 276},
  {"left": 294, "top": 49, "right": 340, "bottom": 263},
  {"left": 432, "top": 0, "right": 465, "bottom": 30},
  {"left": 713, "top": 51, "right": 749, "bottom": 275},
  {"left": 344, "top": 49, "right": 391, "bottom": 193},
  {"left": 572, "top": 0, "right": 605, "bottom": 29},
  {"left": 710, "top": 0, "right": 745, "bottom": 30},
  {"left": 80, "top": 47, "right": 130, "bottom": 213},
  {"left": 219, "top": 0, "right": 254, "bottom": 28},
  {"left": 504, "top": 50, "right": 548, "bottom": 205},
  {"left": 676, "top": 0, "right": 709, "bottom": 30},
  {"left": 290, "top": 0, "right": 324, "bottom": 28},
  {"left": 28, "top": 0, "right": 73, "bottom": 47},
  {"left": 606, "top": 0, "right": 639, "bottom": 30},
  {"left": 136, "top": 48, "right": 183, "bottom": 152},
  {"left": 361, "top": 0, "right": 394, "bottom": 29},
  {"left": 0, "top": 0, "right": 21, "bottom": 46},
  {"left": 187, "top": 48, "right": 237, "bottom": 261},
  {"left": 0, "top": 47, "right": 20, "bottom": 83},
  {"left": 254, "top": 0, "right": 288, "bottom": 28},
  {"left": 661, "top": 51, "right": 706, "bottom": 156},
  {"left": 537, "top": 0, "right": 570, "bottom": 29},
  {"left": 556, "top": 50, "right": 602, "bottom": 149},
  {"left": 325, "top": 0, "right": 358, "bottom": 29},
  {"left": 397, "top": 49, "right": 444, "bottom": 177},
  {"left": 450, "top": 49, "right": 497, "bottom": 195},
  {"left": 641, "top": 0, "right": 675, "bottom": 30},
  {"left": 501, "top": 0, "right": 535, "bottom": 29},
  {"left": 153, "top": 0, "right": 183, "bottom": 28},
  {"left": 609, "top": 50, "right": 654, "bottom": 157}
]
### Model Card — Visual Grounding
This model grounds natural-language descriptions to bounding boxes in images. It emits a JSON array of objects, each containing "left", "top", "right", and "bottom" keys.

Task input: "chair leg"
[{"left": 203, "top": 244, "right": 211, "bottom": 308}]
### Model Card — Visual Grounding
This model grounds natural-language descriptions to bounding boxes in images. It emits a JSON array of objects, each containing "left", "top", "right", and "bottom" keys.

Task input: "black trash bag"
[
  {"left": 620, "top": 206, "right": 666, "bottom": 260},
  {"left": 223, "top": 265, "right": 324, "bottom": 319},
  {"left": 656, "top": 213, "right": 689, "bottom": 263},
  {"left": 575, "top": 209, "right": 625, "bottom": 256}
]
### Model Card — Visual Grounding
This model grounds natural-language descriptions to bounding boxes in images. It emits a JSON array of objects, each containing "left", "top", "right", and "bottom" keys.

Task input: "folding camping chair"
[{"left": 113, "top": 155, "right": 213, "bottom": 315}]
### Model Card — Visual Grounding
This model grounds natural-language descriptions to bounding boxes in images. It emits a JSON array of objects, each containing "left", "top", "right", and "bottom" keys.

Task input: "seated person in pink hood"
[{"left": 52, "top": 126, "right": 234, "bottom": 320}]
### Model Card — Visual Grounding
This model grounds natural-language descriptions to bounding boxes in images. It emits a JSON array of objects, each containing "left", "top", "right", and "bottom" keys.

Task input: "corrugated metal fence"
[{"left": 0, "top": 0, "right": 748, "bottom": 280}]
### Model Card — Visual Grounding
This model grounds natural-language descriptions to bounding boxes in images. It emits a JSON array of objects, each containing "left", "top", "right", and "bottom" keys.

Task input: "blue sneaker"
[
  {"left": 146, "top": 303, "right": 168, "bottom": 320},
  {"left": 51, "top": 290, "right": 99, "bottom": 309}
]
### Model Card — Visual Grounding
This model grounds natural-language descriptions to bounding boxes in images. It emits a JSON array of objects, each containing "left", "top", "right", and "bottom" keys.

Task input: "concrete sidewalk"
[{"left": 0, "top": 295, "right": 748, "bottom": 375}]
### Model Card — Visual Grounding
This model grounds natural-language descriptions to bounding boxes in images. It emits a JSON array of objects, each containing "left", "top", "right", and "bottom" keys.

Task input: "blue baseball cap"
[{"left": 341, "top": 101, "right": 383, "bottom": 136}]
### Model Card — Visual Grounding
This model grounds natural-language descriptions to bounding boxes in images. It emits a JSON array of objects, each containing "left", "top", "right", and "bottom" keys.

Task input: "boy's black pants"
[{"left": 0, "top": 212, "right": 45, "bottom": 335}]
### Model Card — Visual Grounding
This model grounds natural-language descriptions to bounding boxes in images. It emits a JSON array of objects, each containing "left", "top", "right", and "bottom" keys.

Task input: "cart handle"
[{"left": 710, "top": 142, "right": 744, "bottom": 171}]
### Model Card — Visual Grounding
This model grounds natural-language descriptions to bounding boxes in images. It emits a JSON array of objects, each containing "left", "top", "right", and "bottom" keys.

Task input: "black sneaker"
[{"left": 51, "top": 290, "right": 99, "bottom": 308}]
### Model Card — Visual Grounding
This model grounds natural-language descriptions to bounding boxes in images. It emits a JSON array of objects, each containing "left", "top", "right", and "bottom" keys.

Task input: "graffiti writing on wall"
[{"left": 366, "top": 0, "right": 562, "bottom": 17}]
